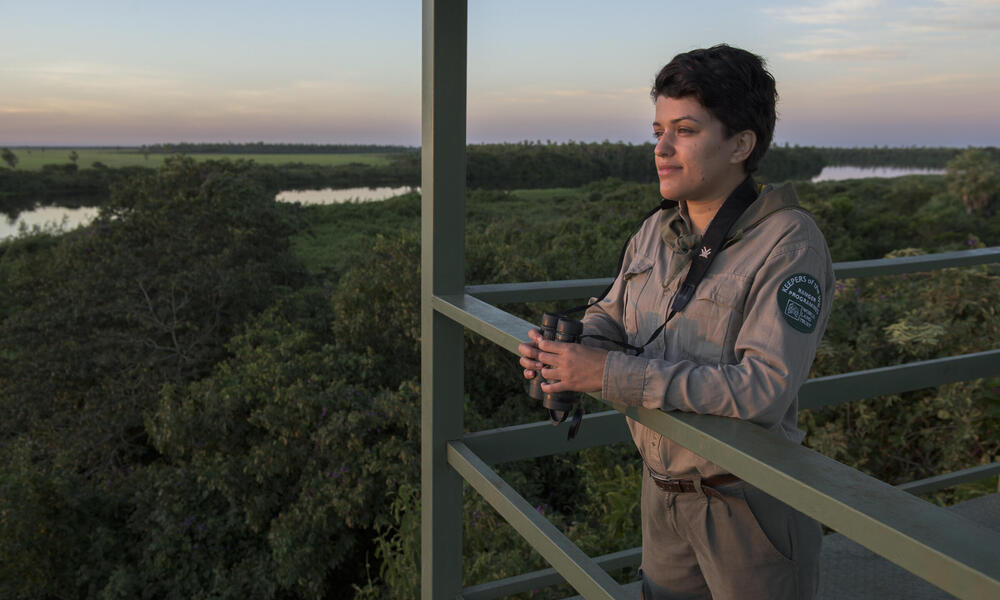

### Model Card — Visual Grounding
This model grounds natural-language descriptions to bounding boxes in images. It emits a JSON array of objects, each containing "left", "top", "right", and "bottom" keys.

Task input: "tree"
[
  {"left": 68, "top": 150, "right": 79, "bottom": 165},
  {"left": 0, "top": 156, "right": 307, "bottom": 473},
  {"left": 1, "top": 148, "right": 17, "bottom": 169},
  {"left": 946, "top": 148, "right": 999, "bottom": 215}
]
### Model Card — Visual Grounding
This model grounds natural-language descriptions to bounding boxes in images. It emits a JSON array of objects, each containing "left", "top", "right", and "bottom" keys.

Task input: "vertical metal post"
[{"left": 421, "top": 0, "right": 467, "bottom": 598}]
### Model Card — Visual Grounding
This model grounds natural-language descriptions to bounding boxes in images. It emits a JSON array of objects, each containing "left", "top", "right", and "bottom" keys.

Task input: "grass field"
[{"left": 2, "top": 147, "right": 396, "bottom": 171}]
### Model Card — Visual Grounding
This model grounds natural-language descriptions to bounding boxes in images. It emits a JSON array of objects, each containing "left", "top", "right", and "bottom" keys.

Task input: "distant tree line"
[
  {"left": 812, "top": 145, "right": 1000, "bottom": 168},
  {"left": 141, "top": 142, "right": 418, "bottom": 154},
  {"left": 3, "top": 144, "right": 998, "bottom": 220}
]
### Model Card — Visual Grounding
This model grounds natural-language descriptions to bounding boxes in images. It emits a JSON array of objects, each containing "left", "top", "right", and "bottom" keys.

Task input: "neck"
[
  {"left": 685, "top": 172, "right": 750, "bottom": 235},
  {"left": 685, "top": 198, "right": 725, "bottom": 235}
]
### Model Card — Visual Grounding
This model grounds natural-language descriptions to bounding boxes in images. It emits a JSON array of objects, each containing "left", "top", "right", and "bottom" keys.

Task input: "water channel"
[
  {"left": 810, "top": 166, "right": 944, "bottom": 182},
  {"left": 1, "top": 186, "right": 418, "bottom": 240},
  {"left": 1, "top": 168, "right": 945, "bottom": 241}
]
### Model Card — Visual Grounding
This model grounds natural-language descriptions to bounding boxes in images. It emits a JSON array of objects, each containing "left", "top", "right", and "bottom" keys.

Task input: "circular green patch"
[{"left": 777, "top": 273, "right": 822, "bottom": 333}]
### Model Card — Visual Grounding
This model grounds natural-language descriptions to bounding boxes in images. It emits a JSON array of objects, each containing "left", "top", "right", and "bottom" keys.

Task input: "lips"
[{"left": 657, "top": 165, "right": 681, "bottom": 176}]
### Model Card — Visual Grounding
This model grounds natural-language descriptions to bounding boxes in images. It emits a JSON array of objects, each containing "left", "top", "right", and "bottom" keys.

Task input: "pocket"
[
  {"left": 738, "top": 486, "right": 794, "bottom": 563},
  {"left": 671, "top": 274, "right": 747, "bottom": 363},
  {"left": 623, "top": 255, "right": 655, "bottom": 337}
]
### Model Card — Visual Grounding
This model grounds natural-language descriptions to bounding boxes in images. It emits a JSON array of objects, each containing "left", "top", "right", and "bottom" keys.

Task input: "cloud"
[
  {"left": 780, "top": 46, "right": 905, "bottom": 61},
  {"left": 22, "top": 62, "right": 182, "bottom": 94},
  {"left": 766, "top": 0, "right": 880, "bottom": 25},
  {"left": 893, "top": 0, "right": 1000, "bottom": 32}
]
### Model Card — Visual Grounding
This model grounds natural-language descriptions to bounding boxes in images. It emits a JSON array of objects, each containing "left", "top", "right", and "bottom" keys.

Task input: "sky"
[{"left": 1, "top": 0, "right": 998, "bottom": 148}]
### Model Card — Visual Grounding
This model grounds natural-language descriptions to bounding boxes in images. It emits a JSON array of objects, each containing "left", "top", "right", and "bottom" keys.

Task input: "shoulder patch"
[{"left": 777, "top": 273, "right": 822, "bottom": 333}]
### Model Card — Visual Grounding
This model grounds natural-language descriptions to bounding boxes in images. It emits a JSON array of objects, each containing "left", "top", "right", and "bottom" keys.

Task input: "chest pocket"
[
  {"left": 622, "top": 254, "right": 655, "bottom": 338},
  {"left": 668, "top": 274, "right": 747, "bottom": 364}
]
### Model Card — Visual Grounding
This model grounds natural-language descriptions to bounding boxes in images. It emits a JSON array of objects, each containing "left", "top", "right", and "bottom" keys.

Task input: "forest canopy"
[{"left": 1, "top": 151, "right": 998, "bottom": 599}]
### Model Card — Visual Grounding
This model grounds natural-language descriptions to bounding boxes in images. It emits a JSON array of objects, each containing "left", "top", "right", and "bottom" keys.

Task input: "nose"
[{"left": 654, "top": 132, "right": 674, "bottom": 157}]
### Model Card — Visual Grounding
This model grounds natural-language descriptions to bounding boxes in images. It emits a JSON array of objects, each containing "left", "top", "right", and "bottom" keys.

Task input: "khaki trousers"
[{"left": 639, "top": 468, "right": 821, "bottom": 600}]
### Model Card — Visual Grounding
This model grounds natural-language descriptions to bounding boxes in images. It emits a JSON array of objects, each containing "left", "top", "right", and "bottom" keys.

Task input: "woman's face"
[{"left": 652, "top": 95, "right": 747, "bottom": 205}]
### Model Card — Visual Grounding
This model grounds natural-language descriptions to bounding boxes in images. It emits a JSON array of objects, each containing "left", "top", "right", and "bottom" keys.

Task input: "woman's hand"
[{"left": 517, "top": 328, "right": 608, "bottom": 394}]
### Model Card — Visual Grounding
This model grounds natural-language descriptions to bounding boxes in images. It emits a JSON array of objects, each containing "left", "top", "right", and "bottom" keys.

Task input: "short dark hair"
[{"left": 651, "top": 44, "right": 777, "bottom": 173}]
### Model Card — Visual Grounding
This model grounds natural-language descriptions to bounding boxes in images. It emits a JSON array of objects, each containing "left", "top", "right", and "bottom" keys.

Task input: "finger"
[
  {"left": 541, "top": 379, "right": 569, "bottom": 394},
  {"left": 527, "top": 328, "right": 542, "bottom": 342},
  {"left": 523, "top": 368, "right": 536, "bottom": 380},
  {"left": 517, "top": 342, "right": 535, "bottom": 359},
  {"left": 536, "top": 350, "right": 558, "bottom": 366},
  {"left": 536, "top": 339, "right": 565, "bottom": 353},
  {"left": 519, "top": 355, "right": 542, "bottom": 370}
]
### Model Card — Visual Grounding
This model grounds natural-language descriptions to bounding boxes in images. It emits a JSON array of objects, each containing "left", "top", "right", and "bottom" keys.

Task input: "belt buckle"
[{"left": 649, "top": 470, "right": 686, "bottom": 493}]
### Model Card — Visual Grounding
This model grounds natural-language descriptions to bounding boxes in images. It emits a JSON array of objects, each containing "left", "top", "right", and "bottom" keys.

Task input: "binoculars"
[{"left": 526, "top": 312, "right": 584, "bottom": 424}]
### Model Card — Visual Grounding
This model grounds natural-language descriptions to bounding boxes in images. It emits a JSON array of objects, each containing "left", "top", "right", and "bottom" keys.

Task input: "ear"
[{"left": 729, "top": 130, "right": 757, "bottom": 165}]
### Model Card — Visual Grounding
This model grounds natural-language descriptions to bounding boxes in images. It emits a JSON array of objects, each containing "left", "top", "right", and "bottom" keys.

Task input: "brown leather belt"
[{"left": 649, "top": 472, "right": 741, "bottom": 494}]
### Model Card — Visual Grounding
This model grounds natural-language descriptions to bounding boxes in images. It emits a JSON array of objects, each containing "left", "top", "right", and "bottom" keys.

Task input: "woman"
[{"left": 518, "top": 44, "right": 833, "bottom": 599}]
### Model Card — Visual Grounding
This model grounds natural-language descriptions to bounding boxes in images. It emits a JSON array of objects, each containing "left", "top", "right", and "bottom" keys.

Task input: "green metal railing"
[{"left": 421, "top": 2, "right": 1000, "bottom": 598}]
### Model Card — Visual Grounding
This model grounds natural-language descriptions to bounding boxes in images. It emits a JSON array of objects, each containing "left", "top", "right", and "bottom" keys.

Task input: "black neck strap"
[{"left": 577, "top": 176, "right": 758, "bottom": 355}]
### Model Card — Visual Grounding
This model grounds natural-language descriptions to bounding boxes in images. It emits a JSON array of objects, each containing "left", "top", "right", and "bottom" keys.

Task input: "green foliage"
[
  {"left": 2, "top": 167, "right": 998, "bottom": 599},
  {"left": 0, "top": 439, "right": 129, "bottom": 600},
  {"left": 804, "top": 257, "right": 1000, "bottom": 486},
  {"left": 0, "top": 156, "right": 306, "bottom": 472},
  {"left": 1, "top": 147, "right": 17, "bottom": 169},
  {"left": 122, "top": 291, "right": 421, "bottom": 599},
  {"left": 946, "top": 148, "right": 999, "bottom": 215},
  {"left": 756, "top": 145, "right": 824, "bottom": 182},
  {"left": 812, "top": 146, "right": 990, "bottom": 169}
]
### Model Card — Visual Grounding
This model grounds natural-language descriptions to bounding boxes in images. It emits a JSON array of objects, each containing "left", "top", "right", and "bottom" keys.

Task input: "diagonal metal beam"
[
  {"left": 459, "top": 547, "right": 641, "bottom": 600},
  {"left": 611, "top": 405, "right": 1000, "bottom": 600},
  {"left": 448, "top": 441, "right": 631, "bottom": 600}
]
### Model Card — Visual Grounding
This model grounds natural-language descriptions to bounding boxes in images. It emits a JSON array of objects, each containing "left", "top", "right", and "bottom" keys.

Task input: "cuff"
[{"left": 602, "top": 350, "right": 651, "bottom": 407}]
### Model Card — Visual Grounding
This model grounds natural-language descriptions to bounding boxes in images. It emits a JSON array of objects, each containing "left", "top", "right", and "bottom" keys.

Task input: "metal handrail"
[{"left": 432, "top": 247, "right": 1000, "bottom": 599}]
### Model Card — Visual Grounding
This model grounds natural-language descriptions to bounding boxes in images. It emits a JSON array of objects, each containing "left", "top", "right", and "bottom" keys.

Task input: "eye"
[
  {"left": 652, "top": 130, "right": 664, "bottom": 140},
  {"left": 677, "top": 127, "right": 695, "bottom": 135}
]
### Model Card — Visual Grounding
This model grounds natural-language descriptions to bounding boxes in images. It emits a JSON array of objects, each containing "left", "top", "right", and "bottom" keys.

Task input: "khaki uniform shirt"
[{"left": 583, "top": 183, "right": 835, "bottom": 479}]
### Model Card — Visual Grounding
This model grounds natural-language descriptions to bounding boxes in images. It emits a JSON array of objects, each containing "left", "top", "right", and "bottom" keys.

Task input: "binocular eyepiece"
[{"left": 527, "top": 312, "right": 584, "bottom": 422}]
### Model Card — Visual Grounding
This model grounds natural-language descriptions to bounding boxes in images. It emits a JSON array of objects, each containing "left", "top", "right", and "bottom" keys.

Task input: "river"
[
  {"left": 1, "top": 169, "right": 947, "bottom": 241},
  {"left": 1, "top": 186, "right": 418, "bottom": 240}
]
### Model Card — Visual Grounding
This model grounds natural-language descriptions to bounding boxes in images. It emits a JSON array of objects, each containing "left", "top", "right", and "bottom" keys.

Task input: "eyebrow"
[{"left": 652, "top": 115, "right": 701, "bottom": 127}]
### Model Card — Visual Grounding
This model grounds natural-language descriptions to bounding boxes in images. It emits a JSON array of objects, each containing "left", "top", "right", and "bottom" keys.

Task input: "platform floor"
[{"left": 816, "top": 492, "right": 999, "bottom": 600}]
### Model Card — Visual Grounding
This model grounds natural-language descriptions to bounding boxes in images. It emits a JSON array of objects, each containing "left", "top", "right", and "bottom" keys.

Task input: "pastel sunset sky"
[{"left": 2, "top": 0, "right": 998, "bottom": 147}]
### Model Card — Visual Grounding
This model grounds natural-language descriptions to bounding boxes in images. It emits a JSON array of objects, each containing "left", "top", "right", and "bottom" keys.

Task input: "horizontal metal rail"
[
  {"left": 465, "top": 277, "right": 611, "bottom": 305},
  {"left": 461, "top": 410, "right": 630, "bottom": 465},
  {"left": 459, "top": 547, "right": 640, "bottom": 600},
  {"left": 899, "top": 462, "right": 1000, "bottom": 495},
  {"left": 833, "top": 246, "right": 1000, "bottom": 278},
  {"left": 447, "top": 441, "right": 631, "bottom": 600},
  {"left": 465, "top": 246, "right": 1000, "bottom": 303},
  {"left": 435, "top": 291, "right": 1000, "bottom": 599},
  {"left": 799, "top": 349, "right": 1000, "bottom": 410}
]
